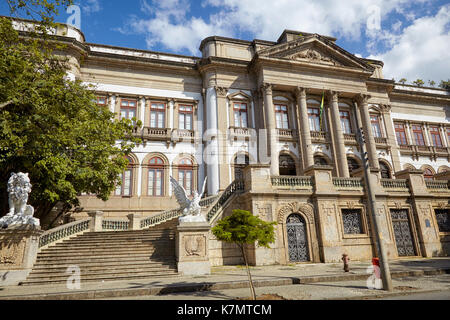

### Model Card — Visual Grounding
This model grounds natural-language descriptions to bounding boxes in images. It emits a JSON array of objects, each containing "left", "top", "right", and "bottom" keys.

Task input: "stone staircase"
[{"left": 20, "top": 219, "right": 179, "bottom": 286}]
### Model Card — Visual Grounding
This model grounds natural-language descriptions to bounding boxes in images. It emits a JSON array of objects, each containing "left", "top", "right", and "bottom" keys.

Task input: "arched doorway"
[
  {"left": 286, "top": 214, "right": 309, "bottom": 262},
  {"left": 234, "top": 155, "right": 249, "bottom": 180},
  {"left": 279, "top": 154, "right": 297, "bottom": 176},
  {"left": 379, "top": 160, "right": 392, "bottom": 179}
]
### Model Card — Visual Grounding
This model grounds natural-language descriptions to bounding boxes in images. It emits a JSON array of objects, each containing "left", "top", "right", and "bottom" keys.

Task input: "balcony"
[
  {"left": 374, "top": 136, "right": 388, "bottom": 145},
  {"left": 343, "top": 133, "right": 358, "bottom": 145},
  {"left": 133, "top": 127, "right": 171, "bottom": 143},
  {"left": 381, "top": 179, "right": 409, "bottom": 191},
  {"left": 229, "top": 126, "right": 253, "bottom": 141},
  {"left": 399, "top": 144, "right": 449, "bottom": 159},
  {"left": 426, "top": 180, "right": 450, "bottom": 192},
  {"left": 310, "top": 131, "right": 328, "bottom": 143},
  {"left": 332, "top": 177, "right": 364, "bottom": 190},
  {"left": 271, "top": 176, "right": 313, "bottom": 189},
  {"left": 277, "top": 128, "right": 298, "bottom": 142},
  {"left": 172, "top": 129, "right": 195, "bottom": 143}
]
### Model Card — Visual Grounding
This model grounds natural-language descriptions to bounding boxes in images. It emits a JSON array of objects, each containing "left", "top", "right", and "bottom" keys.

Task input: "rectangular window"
[
  {"left": 429, "top": 126, "right": 442, "bottom": 147},
  {"left": 115, "top": 169, "right": 132, "bottom": 196},
  {"left": 339, "top": 111, "right": 352, "bottom": 134},
  {"left": 394, "top": 123, "right": 408, "bottom": 145},
  {"left": 96, "top": 96, "right": 107, "bottom": 106},
  {"left": 275, "top": 104, "right": 289, "bottom": 129},
  {"left": 120, "top": 99, "right": 137, "bottom": 123},
  {"left": 342, "top": 209, "right": 364, "bottom": 234},
  {"left": 150, "top": 103, "right": 166, "bottom": 128},
  {"left": 411, "top": 124, "right": 425, "bottom": 146},
  {"left": 370, "top": 115, "right": 383, "bottom": 138},
  {"left": 179, "top": 169, "right": 193, "bottom": 196},
  {"left": 148, "top": 169, "right": 164, "bottom": 196},
  {"left": 233, "top": 103, "right": 248, "bottom": 128},
  {"left": 435, "top": 209, "right": 450, "bottom": 232},
  {"left": 308, "top": 108, "right": 321, "bottom": 132},
  {"left": 179, "top": 105, "right": 193, "bottom": 130}
]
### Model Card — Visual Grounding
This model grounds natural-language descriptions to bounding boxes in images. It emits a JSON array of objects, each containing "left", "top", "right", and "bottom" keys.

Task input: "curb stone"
[{"left": 0, "top": 268, "right": 449, "bottom": 300}]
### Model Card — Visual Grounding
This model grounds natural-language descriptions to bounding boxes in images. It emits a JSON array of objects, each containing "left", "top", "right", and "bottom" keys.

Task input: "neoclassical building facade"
[{"left": 37, "top": 22, "right": 450, "bottom": 264}]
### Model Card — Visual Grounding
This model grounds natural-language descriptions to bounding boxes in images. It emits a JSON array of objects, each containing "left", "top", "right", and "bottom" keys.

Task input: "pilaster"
[{"left": 328, "top": 91, "right": 349, "bottom": 177}]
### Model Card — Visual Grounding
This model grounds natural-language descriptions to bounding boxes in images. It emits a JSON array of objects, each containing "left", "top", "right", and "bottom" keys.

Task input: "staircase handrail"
[
  {"left": 206, "top": 179, "right": 245, "bottom": 223},
  {"left": 38, "top": 218, "right": 91, "bottom": 249}
]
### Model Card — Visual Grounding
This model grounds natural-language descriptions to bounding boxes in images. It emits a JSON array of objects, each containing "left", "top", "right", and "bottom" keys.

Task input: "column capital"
[
  {"left": 295, "top": 87, "right": 307, "bottom": 99},
  {"left": 356, "top": 93, "right": 371, "bottom": 105},
  {"left": 379, "top": 104, "right": 392, "bottom": 114},
  {"left": 261, "top": 83, "right": 273, "bottom": 95},
  {"left": 328, "top": 91, "right": 339, "bottom": 102},
  {"left": 214, "top": 86, "right": 228, "bottom": 98}
]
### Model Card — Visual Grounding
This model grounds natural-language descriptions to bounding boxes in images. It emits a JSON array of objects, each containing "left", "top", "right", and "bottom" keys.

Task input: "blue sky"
[{"left": 1, "top": 0, "right": 449, "bottom": 83}]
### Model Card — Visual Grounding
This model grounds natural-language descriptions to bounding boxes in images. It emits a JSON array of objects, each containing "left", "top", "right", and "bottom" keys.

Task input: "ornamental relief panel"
[
  {"left": 0, "top": 241, "right": 25, "bottom": 268},
  {"left": 183, "top": 234, "right": 206, "bottom": 258},
  {"left": 277, "top": 202, "right": 314, "bottom": 225},
  {"left": 255, "top": 203, "right": 273, "bottom": 222}
]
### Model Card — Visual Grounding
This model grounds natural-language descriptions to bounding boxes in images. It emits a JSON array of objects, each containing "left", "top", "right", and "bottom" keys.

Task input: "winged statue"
[{"left": 170, "top": 176, "right": 207, "bottom": 222}]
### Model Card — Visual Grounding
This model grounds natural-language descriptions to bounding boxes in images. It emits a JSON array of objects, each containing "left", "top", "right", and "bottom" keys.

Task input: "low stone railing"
[
  {"left": 332, "top": 177, "right": 364, "bottom": 189},
  {"left": 374, "top": 137, "right": 388, "bottom": 145},
  {"left": 140, "top": 208, "right": 183, "bottom": 229},
  {"left": 207, "top": 179, "right": 245, "bottom": 223},
  {"left": 426, "top": 180, "right": 450, "bottom": 191},
  {"left": 38, "top": 218, "right": 91, "bottom": 249},
  {"left": 381, "top": 179, "right": 409, "bottom": 190},
  {"left": 271, "top": 176, "right": 313, "bottom": 188},
  {"left": 102, "top": 218, "right": 129, "bottom": 231}
]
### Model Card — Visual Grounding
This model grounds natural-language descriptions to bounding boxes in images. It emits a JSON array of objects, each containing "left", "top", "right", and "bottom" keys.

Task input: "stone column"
[
  {"left": 176, "top": 222, "right": 211, "bottom": 275},
  {"left": 215, "top": 87, "right": 231, "bottom": 190},
  {"left": 296, "top": 87, "right": 314, "bottom": 170},
  {"left": 88, "top": 211, "right": 104, "bottom": 232},
  {"left": 0, "top": 227, "right": 43, "bottom": 286},
  {"left": 380, "top": 105, "right": 402, "bottom": 173},
  {"left": 262, "top": 83, "right": 279, "bottom": 176},
  {"left": 205, "top": 87, "right": 220, "bottom": 195},
  {"left": 328, "top": 91, "right": 349, "bottom": 177},
  {"left": 357, "top": 94, "right": 379, "bottom": 170},
  {"left": 168, "top": 99, "right": 175, "bottom": 130}
]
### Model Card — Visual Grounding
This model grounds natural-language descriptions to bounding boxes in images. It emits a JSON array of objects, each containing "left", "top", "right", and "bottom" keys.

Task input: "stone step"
[
  {"left": 74, "top": 234, "right": 175, "bottom": 240},
  {"left": 34, "top": 255, "right": 174, "bottom": 265},
  {"left": 26, "top": 268, "right": 178, "bottom": 280},
  {"left": 36, "top": 252, "right": 175, "bottom": 262},
  {"left": 44, "top": 243, "right": 173, "bottom": 251},
  {"left": 81, "top": 230, "right": 176, "bottom": 236},
  {"left": 21, "top": 271, "right": 179, "bottom": 286},
  {"left": 29, "top": 263, "right": 177, "bottom": 275},
  {"left": 32, "top": 260, "right": 174, "bottom": 270},
  {"left": 53, "top": 239, "right": 175, "bottom": 246}
]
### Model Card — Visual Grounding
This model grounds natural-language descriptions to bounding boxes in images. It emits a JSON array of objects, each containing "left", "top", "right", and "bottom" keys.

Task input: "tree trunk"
[{"left": 239, "top": 244, "right": 256, "bottom": 300}]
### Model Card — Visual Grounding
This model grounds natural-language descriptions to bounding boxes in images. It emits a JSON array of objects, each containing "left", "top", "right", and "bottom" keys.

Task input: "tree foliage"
[
  {"left": 212, "top": 209, "right": 276, "bottom": 299},
  {"left": 398, "top": 78, "right": 407, "bottom": 84},
  {"left": 439, "top": 79, "right": 450, "bottom": 90},
  {"left": 412, "top": 79, "right": 424, "bottom": 87},
  {"left": 0, "top": 17, "right": 139, "bottom": 228}
]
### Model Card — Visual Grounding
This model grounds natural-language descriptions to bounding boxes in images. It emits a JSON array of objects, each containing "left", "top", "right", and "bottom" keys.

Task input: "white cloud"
[
  {"left": 369, "top": 5, "right": 450, "bottom": 82},
  {"left": 81, "top": 0, "right": 101, "bottom": 14},
  {"left": 119, "top": 0, "right": 448, "bottom": 82}
]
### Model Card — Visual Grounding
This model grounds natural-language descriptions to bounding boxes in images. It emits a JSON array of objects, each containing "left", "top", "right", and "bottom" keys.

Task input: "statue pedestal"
[
  {"left": 0, "top": 226, "right": 43, "bottom": 286},
  {"left": 176, "top": 222, "right": 211, "bottom": 276}
]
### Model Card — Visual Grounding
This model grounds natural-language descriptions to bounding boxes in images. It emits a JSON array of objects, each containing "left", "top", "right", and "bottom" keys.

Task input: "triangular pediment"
[{"left": 257, "top": 35, "right": 372, "bottom": 71}]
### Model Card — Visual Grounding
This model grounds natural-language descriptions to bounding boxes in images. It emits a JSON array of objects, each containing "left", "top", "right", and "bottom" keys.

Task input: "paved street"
[{"left": 101, "top": 274, "right": 450, "bottom": 300}]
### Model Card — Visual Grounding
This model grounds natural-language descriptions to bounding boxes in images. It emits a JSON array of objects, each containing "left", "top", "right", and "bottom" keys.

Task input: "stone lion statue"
[{"left": 0, "top": 172, "right": 40, "bottom": 228}]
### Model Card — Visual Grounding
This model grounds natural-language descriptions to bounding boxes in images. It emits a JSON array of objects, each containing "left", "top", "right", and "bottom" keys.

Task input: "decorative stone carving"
[
  {"left": 0, "top": 173, "right": 40, "bottom": 229},
  {"left": 288, "top": 49, "right": 341, "bottom": 66},
  {"left": 170, "top": 176, "right": 208, "bottom": 223},
  {"left": 256, "top": 203, "right": 273, "bottom": 221},
  {"left": 0, "top": 242, "right": 25, "bottom": 266},
  {"left": 215, "top": 86, "right": 228, "bottom": 97},
  {"left": 184, "top": 235, "right": 206, "bottom": 257},
  {"left": 278, "top": 202, "right": 314, "bottom": 224}
]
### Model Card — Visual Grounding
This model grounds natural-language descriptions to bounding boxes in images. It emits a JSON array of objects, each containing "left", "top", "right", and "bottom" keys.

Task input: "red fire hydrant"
[{"left": 342, "top": 253, "right": 350, "bottom": 272}]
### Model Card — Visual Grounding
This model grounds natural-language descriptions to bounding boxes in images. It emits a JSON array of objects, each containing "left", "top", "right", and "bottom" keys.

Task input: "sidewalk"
[{"left": 0, "top": 257, "right": 449, "bottom": 300}]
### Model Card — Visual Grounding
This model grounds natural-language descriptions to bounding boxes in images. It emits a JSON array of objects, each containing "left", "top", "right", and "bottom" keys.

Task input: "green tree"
[
  {"left": 428, "top": 80, "right": 436, "bottom": 87},
  {"left": 439, "top": 79, "right": 450, "bottom": 90},
  {"left": 212, "top": 209, "right": 276, "bottom": 300},
  {"left": 413, "top": 79, "right": 424, "bottom": 87},
  {"left": 0, "top": 17, "right": 140, "bottom": 228},
  {"left": 398, "top": 78, "right": 407, "bottom": 84}
]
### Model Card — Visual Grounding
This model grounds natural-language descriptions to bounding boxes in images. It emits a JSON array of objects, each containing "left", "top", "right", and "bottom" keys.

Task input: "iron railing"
[{"left": 207, "top": 179, "right": 245, "bottom": 222}]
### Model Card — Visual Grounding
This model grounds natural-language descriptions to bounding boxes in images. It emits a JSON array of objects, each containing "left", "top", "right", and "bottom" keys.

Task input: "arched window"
[
  {"left": 314, "top": 155, "right": 328, "bottom": 166},
  {"left": 178, "top": 158, "right": 194, "bottom": 196},
  {"left": 379, "top": 161, "right": 392, "bottom": 179},
  {"left": 115, "top": 157, "right": 133, "bottom": 197},
  {"left": 234, "top": 155, "right": 249, "bottom": 180},
  {"left": 148, "top": 157, "right": 164, "bottom": 196},
  {"left": 279, "top": 154, "right": 297, "bottom": 176},
  {"left": 347, "top": 157, "right": 360, "bottom": 175},
  {"left": 423, "top": 168, "right": 434, "bottom": 181}
]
